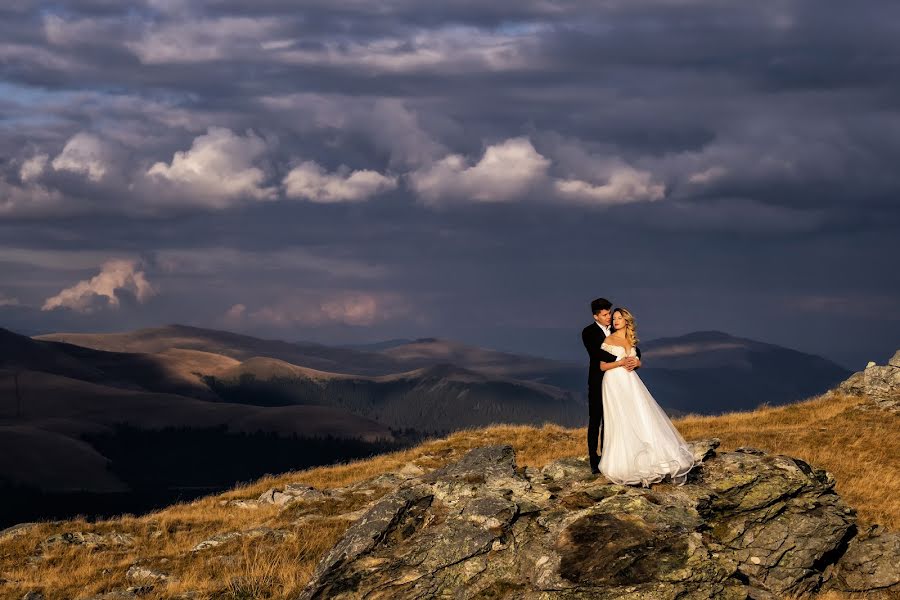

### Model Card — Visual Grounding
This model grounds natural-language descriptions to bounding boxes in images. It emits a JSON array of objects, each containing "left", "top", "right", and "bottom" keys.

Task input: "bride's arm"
[
  {"left": 600, "top": 358, "right": 623, "bottom": 371},
  {"left": 623, "top": 347, "right": 642, "bottom": 371}
]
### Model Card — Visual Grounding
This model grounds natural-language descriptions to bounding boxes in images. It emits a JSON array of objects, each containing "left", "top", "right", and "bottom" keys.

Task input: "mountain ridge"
[{"left": 31, "top": 323, "right": 850, "bottom": 414}]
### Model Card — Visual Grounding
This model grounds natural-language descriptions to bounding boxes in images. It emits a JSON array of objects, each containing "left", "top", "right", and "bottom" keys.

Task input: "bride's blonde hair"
[{"left": 614, "top": 307, "right": 639, "bottom": 348}]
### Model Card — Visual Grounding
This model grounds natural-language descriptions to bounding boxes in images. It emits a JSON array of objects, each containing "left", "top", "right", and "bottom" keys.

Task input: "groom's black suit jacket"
[{"left": 582, "top": 323, "right": 614, "bottom": 393}]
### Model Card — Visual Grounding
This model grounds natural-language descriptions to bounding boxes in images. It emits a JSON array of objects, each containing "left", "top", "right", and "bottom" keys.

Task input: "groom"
[{"left": 581, "top": 297, "right": 638, "bottom": 474}]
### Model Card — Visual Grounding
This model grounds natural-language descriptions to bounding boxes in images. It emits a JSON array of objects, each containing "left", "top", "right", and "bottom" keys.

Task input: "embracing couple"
[{"left": 581, "top": 298, "right": 695, "bottom": 487}]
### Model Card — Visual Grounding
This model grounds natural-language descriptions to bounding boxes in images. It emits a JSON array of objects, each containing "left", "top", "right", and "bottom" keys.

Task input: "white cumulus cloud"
[
  {"left": 51, "top": 133, "right": 110, "bottom": 182},
  {"left": 554, "top": 166, "right": 665, "bottom": 205},
  {"left": 409, "top": 137, "right": 551, "bottom": 205},
  {"left": 20, "top": 154, "right": 49, "bottom": 183},
  {"left": 283, "top": 161, "right": 397, "bottom": 203},
  {"left": 42, "top": 259, "right": 156, "bottom": 313},
  {"left": 147, "top": 127, "right": 277, "bottom": 207}
]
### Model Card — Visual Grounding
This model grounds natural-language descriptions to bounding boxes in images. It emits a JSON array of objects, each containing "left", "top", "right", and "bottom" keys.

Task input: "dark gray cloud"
[{"left": 1, "top": 0, "right": 898, "bottom": 369}]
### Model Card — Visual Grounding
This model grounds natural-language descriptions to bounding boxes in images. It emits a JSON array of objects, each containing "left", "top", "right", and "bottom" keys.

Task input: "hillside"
[
  {"left": 206, "top": 359, "right": 585, "bottom": 432},
  {"left": 0, "top": 326, "right": 582, "bottom": 518},
  {"left": 0, "top": 369, "right": 395, "bottom": 488},
  {"left": 0, "top": 326, "right": 404, "bottom": 523},
  {"left": 25, "top": 325, "right": 590, "bottom": 432},
  {"left": 36, "top": 325, "right": 852, "bottom": 417},
  {"left": 1, "top": 382, "right": 896, "bottom": 599},
  {"left": 35, "top": 324, "right": 404, "bottom": 376},
  {"left": 1, "top": 327, "right": 232, "bottom": 400}
]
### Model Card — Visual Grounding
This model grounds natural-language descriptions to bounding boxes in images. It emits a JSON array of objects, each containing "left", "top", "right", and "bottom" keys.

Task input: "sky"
[{"left": 0, "top": 0, "right": 898, "bottom": 369}]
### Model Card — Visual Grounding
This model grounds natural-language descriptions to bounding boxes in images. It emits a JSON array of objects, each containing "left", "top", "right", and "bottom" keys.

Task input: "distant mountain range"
[
  {"left": 637, "top": 330, "right": 851, "bottom": 414},
  {"left": 31, "top": 324, "right": 851, "bottom": 425},
  {"left": 0, "top": 323, "right": 850, "bottom": 524}
]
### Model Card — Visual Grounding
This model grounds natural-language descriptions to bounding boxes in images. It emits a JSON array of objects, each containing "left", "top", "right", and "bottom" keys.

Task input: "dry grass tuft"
[{"left": 0, "top": 391, "right": 897, "bottom": 599}]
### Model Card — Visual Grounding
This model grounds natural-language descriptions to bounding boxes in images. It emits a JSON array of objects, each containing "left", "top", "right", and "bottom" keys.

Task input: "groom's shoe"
[{"left": 589, "top": 455, "right": 600, "bottom": 475}]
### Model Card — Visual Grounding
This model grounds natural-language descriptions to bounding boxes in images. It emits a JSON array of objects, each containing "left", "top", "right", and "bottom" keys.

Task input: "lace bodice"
[{"left": 601, "top": 342, "right": 637, "bottom": 358}]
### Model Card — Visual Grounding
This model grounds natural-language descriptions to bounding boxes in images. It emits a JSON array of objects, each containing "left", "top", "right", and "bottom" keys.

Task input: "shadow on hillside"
[{"left": 0, "top": 424, "right": 429, "bottom": 528}]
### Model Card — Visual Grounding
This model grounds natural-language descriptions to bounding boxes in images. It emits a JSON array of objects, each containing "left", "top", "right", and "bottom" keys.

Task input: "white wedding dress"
[{"left": 599, "top": 342, "right": 695, "bottom": 487}]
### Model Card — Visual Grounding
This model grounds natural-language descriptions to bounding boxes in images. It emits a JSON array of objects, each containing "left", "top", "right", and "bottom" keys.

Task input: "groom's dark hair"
[{"left": 590, "top": 298, "right": 612, "bottom": 315}]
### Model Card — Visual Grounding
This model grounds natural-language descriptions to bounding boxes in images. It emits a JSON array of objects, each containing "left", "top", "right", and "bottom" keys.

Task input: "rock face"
[
  {"left": 839, "top": 350, "right": 900, "bottom": 411},
  {"left": 825, "top": 524, "right": 900, "bottom": 594},
  {"left": 298, "top": 442, "right": 900, "bottom": 600}
]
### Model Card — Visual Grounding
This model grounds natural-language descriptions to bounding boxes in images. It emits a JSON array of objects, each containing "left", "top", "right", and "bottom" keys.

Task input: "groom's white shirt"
[{"left": 596, "top": 322, "right": 611, "bottom": 336}]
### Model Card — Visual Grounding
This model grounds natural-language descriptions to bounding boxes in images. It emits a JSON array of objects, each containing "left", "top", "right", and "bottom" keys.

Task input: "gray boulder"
[
  {"left": 825, "top": 525, "right": 900, "bottom": 593},
  {"left": 297, "top": 442, "right": 898, "bottom": 599},
  {"left": 125, "top": 565, "right": 171, "bottom": 583},
  {"left": 839, "top": 350, "right": 900, "bottom": 408}
]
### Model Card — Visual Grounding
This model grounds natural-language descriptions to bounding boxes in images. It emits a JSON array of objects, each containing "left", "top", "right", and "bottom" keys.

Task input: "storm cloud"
[{"left": 1, "top": 0, "right": 898, "bottom": 368}]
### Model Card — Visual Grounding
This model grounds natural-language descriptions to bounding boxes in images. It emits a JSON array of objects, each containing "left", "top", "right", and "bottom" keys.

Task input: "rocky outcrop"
[
  {"left": 191, "top": 527, "right": 294, "bottom": 552},
  {"left": 41, "top": 531, "right": 135, "bottom": 550},
  {"left": 0, "top": 523, "right": 42, "bottom": 542},
  {"left": 125, "top": 564, "right": 171, "bottom": 584},
  {"left": 839, "top": 350, "right": 900, "bottom": 412},
  {"left": 298, "top": 442, "right": 900, "bottom": 600}
]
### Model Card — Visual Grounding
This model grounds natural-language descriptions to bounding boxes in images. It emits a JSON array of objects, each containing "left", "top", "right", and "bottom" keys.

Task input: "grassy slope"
[{"left": 0, "top": 390, "right": 897, "bottom": 599}]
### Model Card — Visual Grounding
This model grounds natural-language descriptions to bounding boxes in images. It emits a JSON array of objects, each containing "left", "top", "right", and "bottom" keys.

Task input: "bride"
[{"left": 598, "top": 308, "right": 695, "bottom": 487}]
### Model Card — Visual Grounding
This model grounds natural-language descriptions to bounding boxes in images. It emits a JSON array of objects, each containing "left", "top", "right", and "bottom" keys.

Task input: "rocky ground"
[
  {"left": 293, "top": 441, "right": 900, "bottom": 599},
  {"left": 5, "top": 436, "right": 899, "bottom": 599}
]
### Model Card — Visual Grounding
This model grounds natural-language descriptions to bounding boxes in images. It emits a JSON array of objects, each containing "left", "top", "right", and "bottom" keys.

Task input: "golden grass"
[
  {"left": 1, "top": 391, "right": 897, "bottom": 599},
  {"left": 677, "top": 392, "right": 900, "bottom": 530}
]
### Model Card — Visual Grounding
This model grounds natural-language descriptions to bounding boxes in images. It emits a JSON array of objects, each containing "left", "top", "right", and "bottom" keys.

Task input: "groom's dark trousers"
[{"left": 582, "top": 322, "right": 614, "bottom": 470}]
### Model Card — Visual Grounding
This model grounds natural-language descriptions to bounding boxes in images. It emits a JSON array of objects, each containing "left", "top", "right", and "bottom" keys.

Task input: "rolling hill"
[
  {"left": 205, "top": 359, "right": 585, "bottom": 432},
  {"left": 35, "top": 325, "right": 851, "bottom": 416},
  {"left": 36, "top": 324, "right": 404, "bottom": 376},
  {"left": 0, "top": 327, "right": 401, "bottom": 521},
  {"left": 1, "top": 327, "right": 230, "bottom": 400},
  {"left": 0, "top": 367, "right": 395, "bottom": 490}
]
